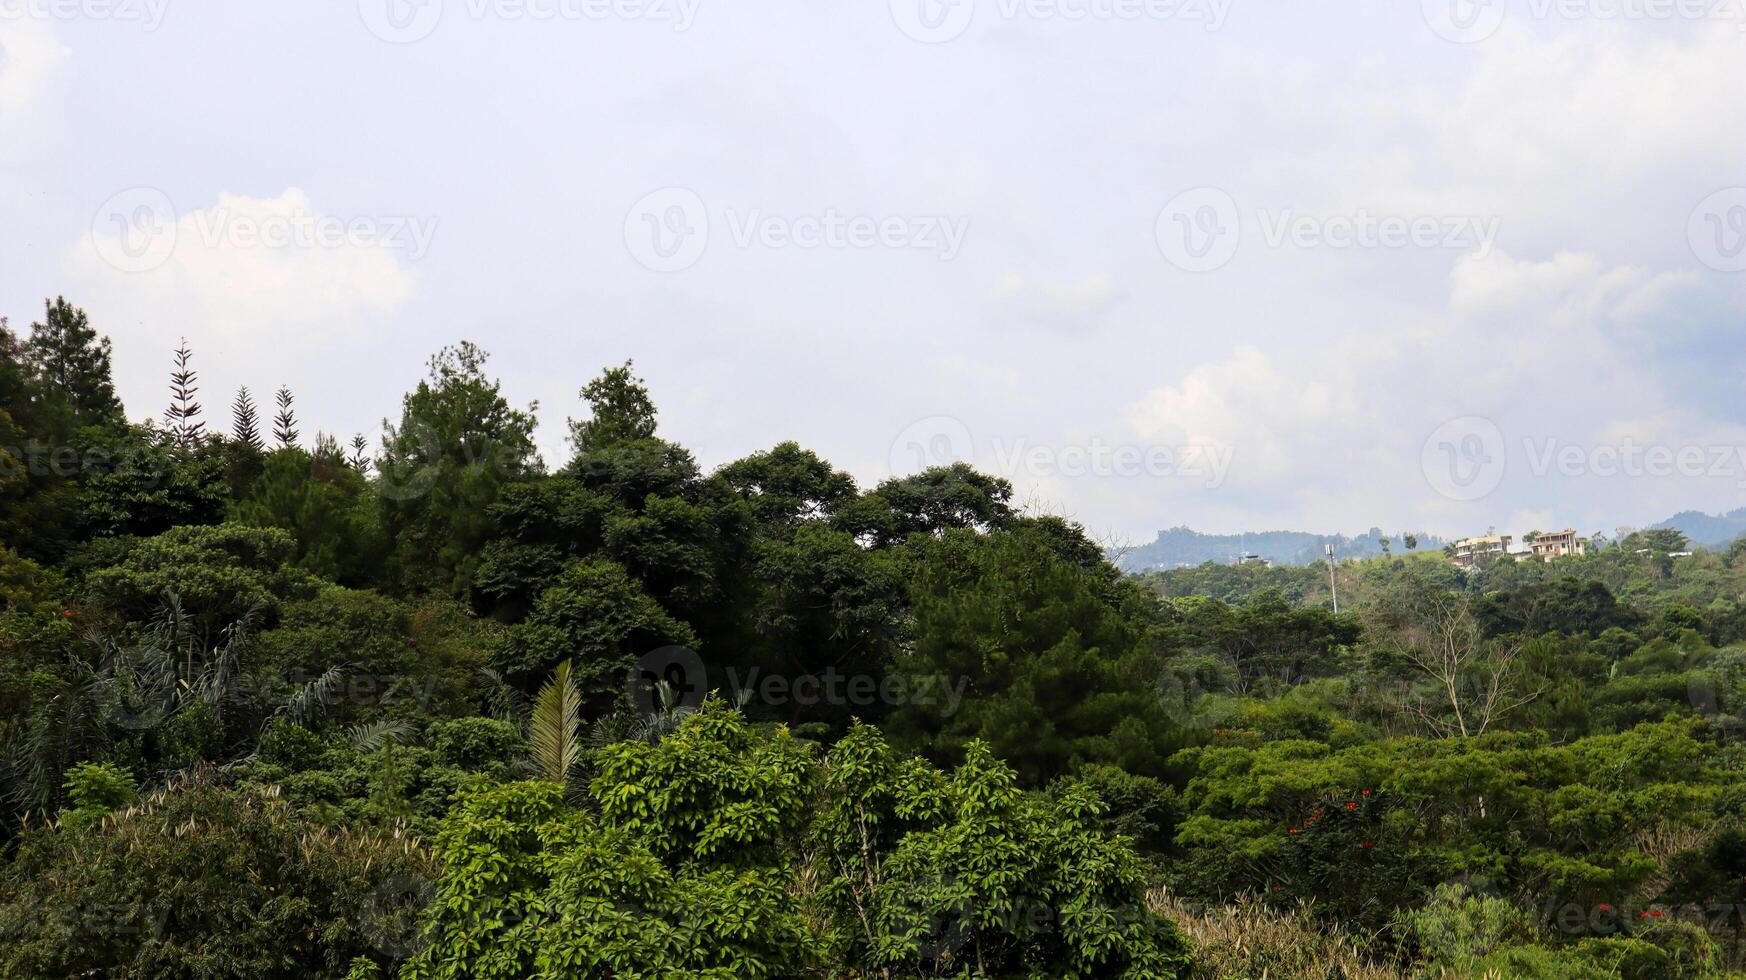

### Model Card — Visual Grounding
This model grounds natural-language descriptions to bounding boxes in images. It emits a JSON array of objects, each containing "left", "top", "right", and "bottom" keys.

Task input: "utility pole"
[{"left": 1326, "top": 543, "right": 1339, "bottom": 614}]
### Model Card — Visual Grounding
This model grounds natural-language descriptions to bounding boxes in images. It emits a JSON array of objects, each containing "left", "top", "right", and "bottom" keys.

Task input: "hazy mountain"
[
  {"left": 1115, "top": 526, "right": 1445, "bottom": 572},
  {"left": 1650, "top": 509, "right": 1746, "bottom": 549}
]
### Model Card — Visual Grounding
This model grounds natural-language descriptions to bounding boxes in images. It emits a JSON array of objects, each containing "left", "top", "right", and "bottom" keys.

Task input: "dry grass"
[{"left": 1149, "top": 887, "right": 1408, "bottom": 980}]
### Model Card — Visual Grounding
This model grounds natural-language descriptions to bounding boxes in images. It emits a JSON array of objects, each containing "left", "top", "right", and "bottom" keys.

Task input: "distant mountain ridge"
[
  {"left": 1115, "top": 526, "right": 1444, "bottom": 572},
  {"left": 1115, "top": 508, "right": 1746, "bottom": 573},
  {"left": 1651, "top": 508, "right": 1746, "bottom": 549}
]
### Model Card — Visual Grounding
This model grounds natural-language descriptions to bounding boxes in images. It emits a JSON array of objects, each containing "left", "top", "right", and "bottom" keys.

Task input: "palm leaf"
[
  {"left": 347, "top": 719, "right": 416, "bottom": 752},
  {"left": 274, "top": 665, "right": 349, "bottom": 727},
  {"left": 527, "top": 659, "right": 583, "bottom": 785}
]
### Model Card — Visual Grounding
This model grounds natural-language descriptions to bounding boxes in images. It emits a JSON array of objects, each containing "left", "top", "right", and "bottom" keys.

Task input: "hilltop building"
[
  {"left": 1529, "top": 529, "right": 1588, "bottom": 561},
  {"left": 1452, "top": 534, "right": 1511, "bottom": 568}
]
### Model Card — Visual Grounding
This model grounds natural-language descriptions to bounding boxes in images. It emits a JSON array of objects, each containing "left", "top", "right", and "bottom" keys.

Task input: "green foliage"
[
  {"left": 232, "top": 448, "right": 388, "bottom": 584},
  {"left": 834, "top": 462, "right": 1015, "bottom": 546},
  {"left": 496, "top": 557, "right": 697, "bottom": 692},
  {"left": 526, "top": 659, "right": 583, "bottom": 785},
  {"left": 86, "top": 522, "right": 317, "bottom": 634},
  {"left": 57, "top": 760, "right": 136, "bottom": 831},
  {"left": 380, "top": 342, "right": 540, "bottom": 595},
  {"left": 77, "top": 425, "right": 233, "bottom": 540},
  {"left": 1171, "top": 721, "right": 1736, "bottom": 933},
  {"left": 717, "top": 440, "right": 859, "bottom": 533},
  {"left": 887, "top": 524, "right": 1187, "bottom": 785},
  {"left": 842, "top": 735, "right": 1194, "bottom": 977},
  {"left": 16, "top": 328, "right": 1746, "bottom": 978},
  {"left": 566, "top": 359, "right": 658, "bottom": 454},
  {"left": 405, "top": 704, "right": 1191, "bottom": 979},
  {"left": 0, "top": 772, "right": 438, "bottom": 979},
  {"left": 1169, "top": 590, "right": 1363, "bottom": 688},
  {"left": 1393, "top": 881, "right": 1535, "bottom": 965}
]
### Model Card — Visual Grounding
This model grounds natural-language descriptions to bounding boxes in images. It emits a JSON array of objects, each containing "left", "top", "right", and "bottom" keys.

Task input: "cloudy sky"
[{"left": 3, "top": 1, "right": 1744, "bottom": 544}]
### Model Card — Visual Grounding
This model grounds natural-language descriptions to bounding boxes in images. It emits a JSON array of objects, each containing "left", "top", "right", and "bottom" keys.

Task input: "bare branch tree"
[{"left": 1381, "top": 591, "right": 1542, "bottom": 738}]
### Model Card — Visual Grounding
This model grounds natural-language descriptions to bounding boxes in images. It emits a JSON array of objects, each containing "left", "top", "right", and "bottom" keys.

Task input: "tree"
[
  {"left": 232, "top": 386, "right": 263, "bottom": 449},
  {"left": 1173, "top": 590, "right": 1363, "bottom": 690},
  {"left": 379, "top": 342, "right": 540, "bottom": 594},
  {"left": 567, "top": 359, "right": 657, "bottom": 456},
  {"left": 886, "top": 524, "right": 1185, "bottom": 784},
  {"left": 26, "top": 297, "right": 123, "bottom": 429},
  {"left": 75, "top": 425, "right": 232, "bottom": 539},
  {"left": 494, "top": 557, "right": 697, "bottom": 692},
  {"left": 274, "top": 386, "right": 299, "bottom": 449},
  {"left": 1625, "top": 527, "right": 1689, "bottom": 555},
  {"left": 86, "top": 522, "right": 318, "bottom": 635},
  {"left": 163, "top": 339, "right": 205, "bottom": 449},
  {"left": 834, "top": 463, "right": 1016, "bottom": 547},
  {"left": 718, "top": 440, "right": 859, "bottom": 534},
  {"left": 0, "top": 772, "right": 438, "bottom": 979},
  {"left": 1373, "top": 589, "right": 1541, "bottom": 738},
  {"left": 401, "top": 703, "right": 1193, "bottom": 979},
  {"left": 231, "top": 447, "right": 388, "bottom": 585}
]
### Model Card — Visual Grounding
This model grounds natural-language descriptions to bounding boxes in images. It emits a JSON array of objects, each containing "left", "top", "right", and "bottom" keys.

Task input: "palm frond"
[
  {"left": 527, "top": 659, "right": 583, "bottom": 785},
  {"left": 274, "top": 666, "right": 349, "bottom": 727},
  {"left": 348, "top": 719, "right": 416, "bottom": 752},
  {"left": 476, "top": 667, "right": 528, "bottom": 726}
]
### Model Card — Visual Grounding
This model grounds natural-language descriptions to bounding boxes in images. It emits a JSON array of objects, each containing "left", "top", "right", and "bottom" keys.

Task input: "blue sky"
[{"left": 3, "top": 1, "right": 1744, "bottom": 544}]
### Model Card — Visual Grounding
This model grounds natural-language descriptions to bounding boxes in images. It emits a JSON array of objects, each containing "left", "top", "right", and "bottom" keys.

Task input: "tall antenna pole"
[{"left": 1326, "top": 543, "right": 1339, "bottom": 614}]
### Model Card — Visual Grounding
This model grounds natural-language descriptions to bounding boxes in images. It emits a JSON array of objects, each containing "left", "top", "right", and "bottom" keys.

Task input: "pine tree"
[
  {"left": 164, "top": 339, "right": 205, "bottom": 449},
  {"left": 231, "top": 386, "right": 263, "bottom": 450},
  {"left": 26, "top": 297, "right": 123, "bottom": 427},
  {"left": 273, "top": 386, "right": 299, "bottom": 449},
  {"left": 349, "top": 434, "right": 370, "bottom": 471}
]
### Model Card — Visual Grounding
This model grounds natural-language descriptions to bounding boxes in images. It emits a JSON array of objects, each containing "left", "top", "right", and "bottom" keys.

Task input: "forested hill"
[
  {"left": 1655, "top": 508, "right": 1746, "bottom": 549},
  {"left": 7, "top": 299, "right": 1746, "bottom": 979},
  {"left": 1116, "top": 525, "right": 1444, "bottom": 571}
]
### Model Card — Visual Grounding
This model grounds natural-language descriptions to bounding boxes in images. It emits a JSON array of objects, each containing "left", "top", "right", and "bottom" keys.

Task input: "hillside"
[
  {"left": 1653, "top": 508, "right": 1746, "bottom": 549},
  {"left": 1116, "top": 525, "right": 1444, "bottom": 572}
]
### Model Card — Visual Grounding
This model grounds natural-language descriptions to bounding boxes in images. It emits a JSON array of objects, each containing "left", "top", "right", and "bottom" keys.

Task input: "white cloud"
[
  {"left": 0, "top": 17, "right": 71, "bottom": 113},
  {"left": 69, "top": 188, "right": 421, "bottom": 426},
  {"left": 73, "top": 188, "right": 418, "bottom": 335},
  {"left": 1121, "top": 250, "right": 1743, "bottom": 537}
]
